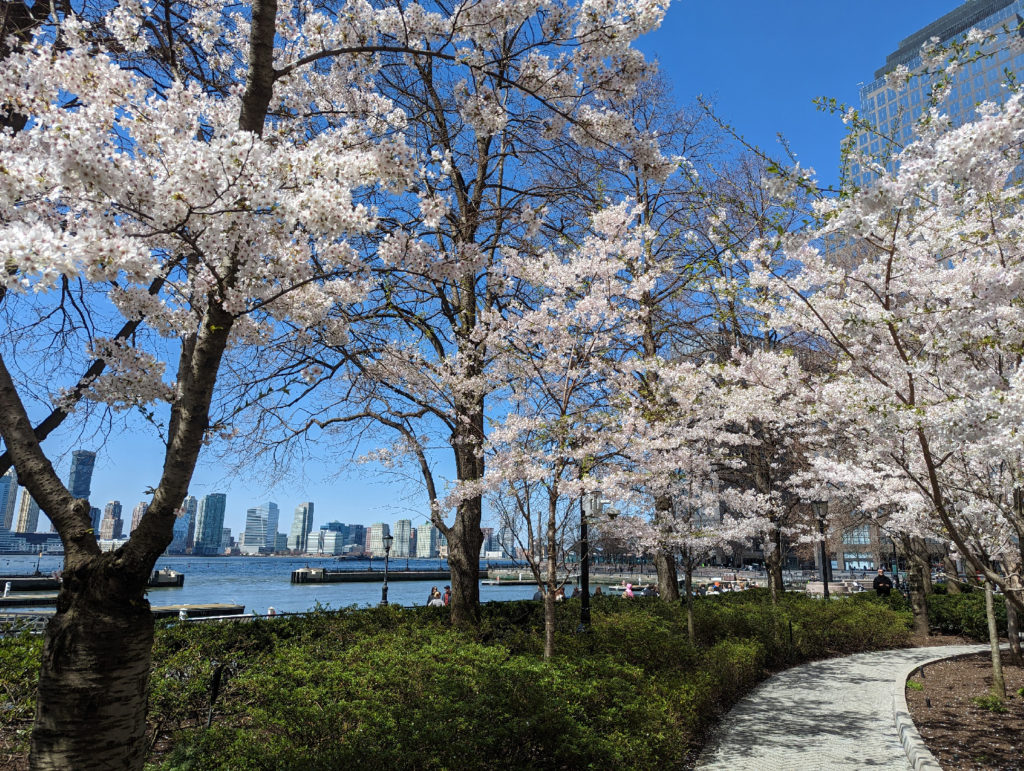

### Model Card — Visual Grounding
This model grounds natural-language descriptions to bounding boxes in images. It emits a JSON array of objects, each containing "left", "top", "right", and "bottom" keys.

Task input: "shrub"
[{"left": 927, "top": 593, "right": 1007, "bottom": 640}]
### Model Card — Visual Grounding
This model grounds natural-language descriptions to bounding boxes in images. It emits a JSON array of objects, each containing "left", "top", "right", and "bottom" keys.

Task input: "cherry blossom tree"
[
  {"left": 0, "top": 1, "right": 445, "bottom": 765},
  {"left": 758, "top": 86, "right": 1024, "bottom": 623},
  {"left": 224, "top": 0, "right": 669, "bottom": 626}
]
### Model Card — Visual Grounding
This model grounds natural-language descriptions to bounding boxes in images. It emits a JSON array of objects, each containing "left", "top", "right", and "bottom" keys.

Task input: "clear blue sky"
[{"left": 67, "top": 0, "right": 965, "bottom": 537}]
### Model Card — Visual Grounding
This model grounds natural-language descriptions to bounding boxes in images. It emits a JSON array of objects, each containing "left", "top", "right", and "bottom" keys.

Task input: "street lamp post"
[
  {"left": 381, "top": 534, "right": 394, "bottom": 606},
  {"left": 812, "top": 500, "right": 830, "bottom": 600},
  {"left": 891, "top": 539, "right": 899, "bottom": 589},
  {"left": 580, "top": 493, "right": 598, "bottom": 630}
]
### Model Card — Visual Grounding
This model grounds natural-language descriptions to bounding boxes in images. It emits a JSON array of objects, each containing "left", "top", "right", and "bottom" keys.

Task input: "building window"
[
  {"left": 843, "top": 552, "right": 876, "bottom": 570},
  {"left": 842, "top": 524, "right": 871, "bottom": 545}
]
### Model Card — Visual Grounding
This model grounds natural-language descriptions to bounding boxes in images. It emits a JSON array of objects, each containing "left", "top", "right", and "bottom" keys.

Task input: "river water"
[{"left": 0, "top": 554, "right": 539, "bottom": 614}]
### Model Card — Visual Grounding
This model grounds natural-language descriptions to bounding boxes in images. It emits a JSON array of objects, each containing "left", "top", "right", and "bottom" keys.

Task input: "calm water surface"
[{"left": 0, "top": 554, "right": 538, "bottom": 614}]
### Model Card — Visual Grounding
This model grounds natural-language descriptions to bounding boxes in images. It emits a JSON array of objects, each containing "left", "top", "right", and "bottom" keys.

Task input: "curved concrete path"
[{"left": 696, "top": 645, "right": 985, "bottom": 771}]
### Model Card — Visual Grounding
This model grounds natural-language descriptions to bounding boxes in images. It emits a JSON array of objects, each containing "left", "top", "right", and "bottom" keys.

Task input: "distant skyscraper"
[
  {"left": 393, "top": 519, "right": 412, "bottom": 558},
  {"left": 367, "top": 522, "right": 391, "bottom": 557},
  {"left": 416, "top": 523, "right": 438, "bottom": 558},
  {"left": 130, "top": 501, "right": 149, "bottom": 533},
  {"left": 221, "top": 527, "right": 233, "bottom": 549},
  {"left": 496, "top": 525, "right": 516, "bottom": 558},
  {"left": 14, "top": 489, "right": 39, "bottom": 533},
  {"left": 169, "top": 497, "right": 194, "bottom": 553},
  {"left": 288, "top": 502, "right": 314, "bottom": 551},
  {"left": 850, "top": 0, "right": 1024, "bottom": 188},
  {"left": 0, "top": 469, "right": 18, "bottom": 530},
  {"left": 66, "top": 450, "right": 97, "bottom": 499},
  {"left": 242, "top": 501, "right": 280, "bottom": 553},
  {"left": 181, "top": 495, "right": 198, "bottom": 550},
  {"left": 89, "top": 506, "right": 102, "bottom": 534},
  {"left": 194, "top": 493, "right": 227, "bottom": 555},
  {"left": 100, "top": 500, "right": 124, "bottom": 540}
]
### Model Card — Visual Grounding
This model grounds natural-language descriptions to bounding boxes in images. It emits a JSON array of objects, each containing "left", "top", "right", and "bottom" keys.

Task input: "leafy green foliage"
[
  {"left": 1, "top": 593, "right": 911, "bottom": 770},
  {"left": 927, "top": 593, "right": 1007, "bottom": 640},
  {"left": 0, "top": 631, "right": 42, "bottom": 762}
]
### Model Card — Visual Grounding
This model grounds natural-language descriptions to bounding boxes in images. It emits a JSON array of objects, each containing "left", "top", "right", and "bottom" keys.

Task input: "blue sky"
[{"left": 63, "top": 0, "right": 965, "bottom": 537}]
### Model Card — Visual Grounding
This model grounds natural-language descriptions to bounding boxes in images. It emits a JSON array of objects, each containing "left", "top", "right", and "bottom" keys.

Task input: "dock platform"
[{"left": 292, "top": 567, "right": 451, "bottom": 584}]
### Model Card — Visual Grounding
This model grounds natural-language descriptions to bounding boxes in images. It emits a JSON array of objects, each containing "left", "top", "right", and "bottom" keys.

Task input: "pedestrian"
[
  {"left": 623, "top": 583, "right": 634, "bottom": 598},
  {"left": 532, "top": 588, "right": 544, "bottom": 601},
  {"left": 570, "top": 585, "right": 581, "bottom": 598},
  {"left": 593, "top": 586, "right": 603, "bottom": 597},
  {"left": 873, "top": 568, "right": 893, "bottom": 597},
  {"left": 442, "top": 585, "right": 451, "bottom": 606},
  {"left": 428, "top": 589, "right": 444, "bottom": 607},
  {"left": 427, "top": 586, "right": 438, "bottom": 605}
]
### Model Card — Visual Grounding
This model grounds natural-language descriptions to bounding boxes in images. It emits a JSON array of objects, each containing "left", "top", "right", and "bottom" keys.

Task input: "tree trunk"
[
  {"left": 1005, "top": 595, "right": 1022, "bottom": 666},
  {"left": 911, "top": 537, "right": 932, "bottom": 595},
  {"left": 985, "top": 580, "right": 1005, "bottom": 700},
  {"left": 907, "top": 560, "right": 930, "bottom": 637},
  {"left": 653, "top": 549, "right": 680, "bottom": 602},
  {"left": 447, "top": 391, "right": 485, "bottom": 627},
  {"left": 942, "top": 554, "right": 962, "bottom": 594},
  {"left": 446, "top": 495, "right": 483, "bottom": 627},
  {"left": 31, "top": 556, "right": 153, "bottom": 770},
  {"left": 766, "top": 522, "right": 785, "bottom": 605},
  {"left": 684, "top": 559, "right": 694, "bottom": 643}
]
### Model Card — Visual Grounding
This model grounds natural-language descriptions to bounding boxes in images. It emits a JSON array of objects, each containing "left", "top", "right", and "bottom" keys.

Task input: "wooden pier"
[
  {"left": 291, "top": 567, "right": 451, "bottom": 584},
  {"left": 0, "top": 593, "right": 58, "bottom": 608},
  {"left": 151, "top": 603, "right": 245, "bottom": 619}
]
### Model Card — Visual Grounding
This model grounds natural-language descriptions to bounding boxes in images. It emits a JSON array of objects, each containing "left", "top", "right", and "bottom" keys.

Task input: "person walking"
[
  {"left": 442, "top": 586, "right": 451, "bottom": 606},
  {"left": 873, "top": 568, "right": 893, "bottom": 597}
]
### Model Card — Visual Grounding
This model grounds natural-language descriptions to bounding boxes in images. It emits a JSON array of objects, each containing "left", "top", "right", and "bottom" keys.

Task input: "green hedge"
[
  {"left": 1, "top": 592, "right": 912, "bottom": 770},
  {"left": 927, "top": 592, "right": 1007, "bottom": 640}
]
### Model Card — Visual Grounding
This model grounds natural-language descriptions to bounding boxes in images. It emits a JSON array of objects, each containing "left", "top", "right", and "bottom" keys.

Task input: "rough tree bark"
[
  {"left": 765, "top": 521, "right": 785, "bottom": 604},
  {"left": 905, "top": 551, "right": 930, "bottom": 638},
  {"left": 985, "top": 580, "right": 1006, "bottom": 700}
]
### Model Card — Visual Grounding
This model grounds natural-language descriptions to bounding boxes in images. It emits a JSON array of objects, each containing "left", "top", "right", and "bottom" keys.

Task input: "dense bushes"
[
  {"left": 927, "top": 592, "right": 1007, "bottom": 640},
  {"left": 0, "top": 592, "right": 911, "bottom": 769}
]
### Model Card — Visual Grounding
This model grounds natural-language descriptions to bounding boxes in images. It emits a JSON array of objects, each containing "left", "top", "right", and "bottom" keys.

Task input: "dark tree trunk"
[
  {"left": 447, "top": 391, "right": 485, "bottom": 627},
  {"left": 1006, "top": 595, "right": 1022, "bottom": 666},
  {"left": 942, "top": 554, "right": 962, "bottom": 594},
  {"left": 684, "top": 559, "right": 694, "bottom": 643},
  {"left": 447, "top": 494, "right": 483, "bottom": 627},
  {"left": 766, "top": 522, "right": 785, "bottom": 604},
  {"left": 654, "top": 549, "right": 680, "bottom": 602},
  {"left": 31, "top": 555, "right": 154, "bottom": 770},
  {"left": 907, "top": 559, "right": 930, "bottom": 637}
]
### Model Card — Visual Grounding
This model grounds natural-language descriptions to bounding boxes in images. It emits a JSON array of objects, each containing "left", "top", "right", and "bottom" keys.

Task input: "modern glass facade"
[
  {"left": 66, "top": 450, "right": 97, "bottom": 499},
  {"left": 366, "top": 522, "right": 391, "bottom": 557},
  {"left": 392, "top": 519, "right": 412, "bottom": 557},
  {"left": 288, "top": 502, "right": 315, "bottom": 551},
  {"left": 851, "top": 0, "right": 1024, "bottom": 188},
  {"left": 415, "top": 522, "right": 438, "bottom": 558},
  {"left": 195, "top": 493, "right": 227, "bottom": 555},
  {"left": 0, "top": 468, "right": 17, "bottom": 530}
]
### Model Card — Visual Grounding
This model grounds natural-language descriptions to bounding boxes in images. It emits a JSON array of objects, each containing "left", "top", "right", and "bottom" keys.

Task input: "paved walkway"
[{"left": 696, "top": 645, "right": 985, "bottom": 770}]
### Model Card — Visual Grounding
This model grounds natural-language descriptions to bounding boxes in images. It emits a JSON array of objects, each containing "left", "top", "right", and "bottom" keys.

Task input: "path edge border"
[{"left": 893, "top": 644, "right": 987, "bottom": 771}]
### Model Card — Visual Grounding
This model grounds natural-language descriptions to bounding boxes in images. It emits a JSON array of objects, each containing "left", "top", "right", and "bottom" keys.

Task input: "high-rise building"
[
  {"left": 99, "top": 501, "right": 123, "bottom": 540},
  {"left": 366, "top": 522, "right": 391, "bottom": 557},
  {"left": 89, "top": 506, "right": 102, "bottom": 534},
  {"left": 194, "top": 493, "right": 227, "bottom": 555},
  {"left": 850, "top": 0, "right": 1024, "bottom": 188},
  {"left": 287, "top": 502, "right": 315, "bottom": 551},
  {"left": 181, "top": 495, "right": 198, "bottom": 550},
  {"left": 242, "top": 501, "right": 280, "bottom": 553},
  {"left": 222, "top": 527, "right": 233, "bottom": 549},
  {"left": 130, "top": 501, "right": 149, "bottom": 534},
  {"left": 0, "top": 469, "right": 18, "bottom": 530},
  {"left": 392, "top": 519, "right": 412, "bottom": 558},
  {"left": 169, "top": 497, "right": 193, "bottom": 553},
  {"left": 416, "top": 522, "right": 438, "bottom": 558},
  {"left": 496, "top": 525, "right": 517, "bottom": 558},
  {"left": 14, "top": 489, "right": 39, "bottom": 533},
  {"left": 66, "top": 450, "right": 97, "bottom": 499}
]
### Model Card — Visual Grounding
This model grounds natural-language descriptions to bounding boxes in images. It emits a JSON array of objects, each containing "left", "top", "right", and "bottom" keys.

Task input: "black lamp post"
[
  {"left": 381, "top": 534, "right": 394, "bottom": 606},
  {"left": 891, "top": 539, "right": 899, "bottom": 589},
  {"left": 812, "top": 500, "right": 830, "bottom": 600},
  {"left": 580, "top": 493, "right": 598, "bottom": 629}
]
